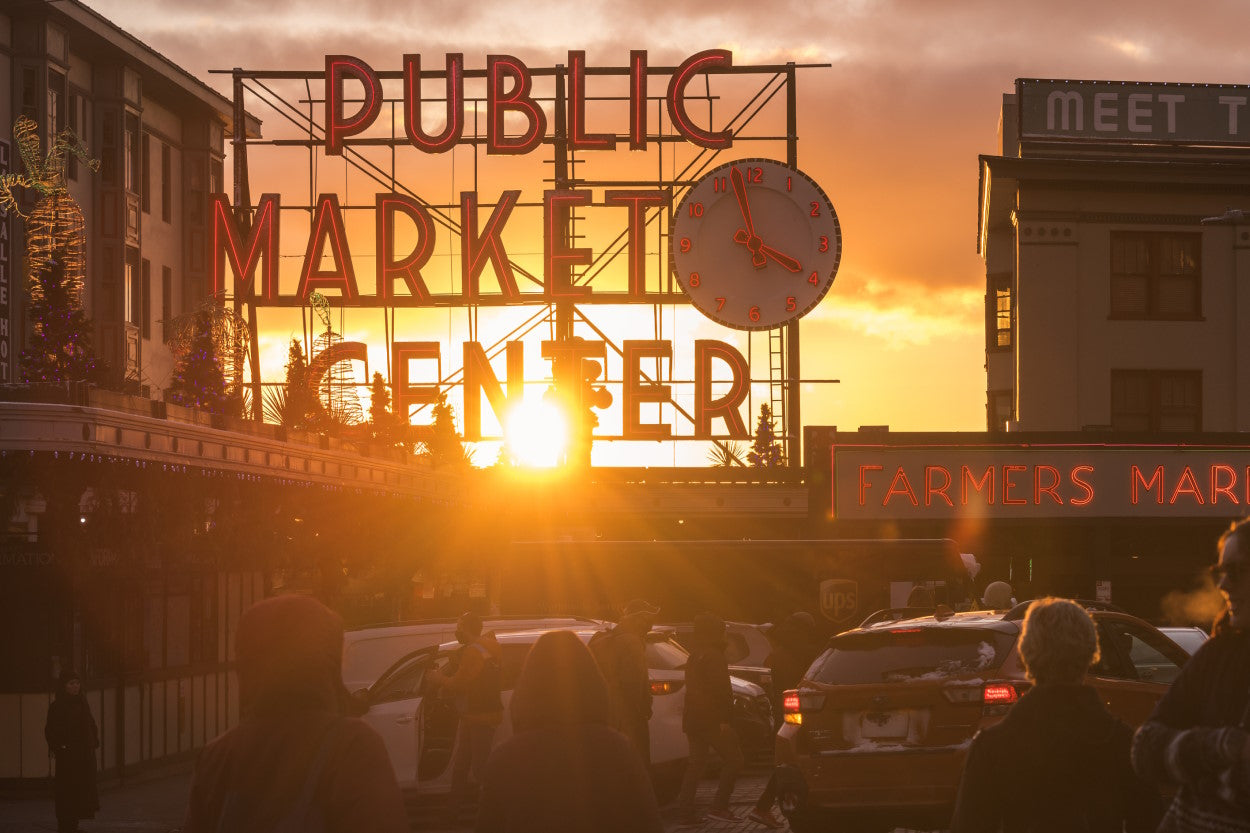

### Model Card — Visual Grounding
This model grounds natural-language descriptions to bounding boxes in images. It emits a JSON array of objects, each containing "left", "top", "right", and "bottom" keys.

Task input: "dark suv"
[{"left": 773, "top": 603, "right": 1189, "bottom": 832}]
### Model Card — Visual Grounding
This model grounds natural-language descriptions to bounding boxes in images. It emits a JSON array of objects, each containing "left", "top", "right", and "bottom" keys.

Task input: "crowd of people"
[{"left": 45, "top": 518, "right": 1250, "bottom": 832}]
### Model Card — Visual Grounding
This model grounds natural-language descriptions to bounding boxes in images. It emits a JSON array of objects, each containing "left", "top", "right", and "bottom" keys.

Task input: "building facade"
[
  {"left": 979, "top": 79, "right": 1250, "bottom": 432},
  {"left": 0, "top": 0, "right": 258, "bottom": 394}
]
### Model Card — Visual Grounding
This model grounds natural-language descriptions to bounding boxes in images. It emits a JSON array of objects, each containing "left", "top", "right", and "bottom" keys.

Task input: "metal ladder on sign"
[{"left": 768, "top": 326, "right": 787, "bottom": 463}]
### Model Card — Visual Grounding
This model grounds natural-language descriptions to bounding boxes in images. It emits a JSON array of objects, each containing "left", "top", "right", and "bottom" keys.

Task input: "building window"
[
  {"left": 47, "top": 70, "right": 66, "bottom": 151},
  {"left": 125, "top": 250, "right": 141, "bottom": 325},
  {"left": 124, "top": 113, "right": 140, "bottom": 194},
  {"left": 988, "top": 389, "right": 1013, "bottom": 432},
  {"left": 1110, "top": 231, "right": 1201, "bottom": 319},
  {"left": 987, "top": 272, "right": 1012, "bottom": 350},
  {"left": 141, "top": 134, "right": 151, "bottom": 213},
  {"left": 161, "top": 144, "right": 172, "bottom": 223},
  {"left": 20, "top": 67, "right": 38, "bottom": 121},
  {"left": 67, "top": 93, "right": 81, "bottom": 180},
  {"left": 1111, "top": 370, "right": 1201, "bottom": 431},
  {"left": 162, "top": 266, "right": 173, "bottom": 342},
  {"left": 141, "top": 259, "right": 151, "bottom": 339}
]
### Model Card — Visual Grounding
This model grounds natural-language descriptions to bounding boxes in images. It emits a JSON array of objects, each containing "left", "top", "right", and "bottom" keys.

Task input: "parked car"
[
  {"left": 356, "top": 624, "right": 772, "bottom": 796},
  {"left": 341, "top": 615, "right": 603, "bottom": 692},
  {"left": 774, "top": 602, "right": 1190, "bottom": 832},
  {"left": 1159, "top": 625, "right": 1210, "bottom": 655}
]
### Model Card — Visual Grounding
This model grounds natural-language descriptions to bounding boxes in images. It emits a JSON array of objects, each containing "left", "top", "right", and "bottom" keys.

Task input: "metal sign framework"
[{"left": 217, "top": 57, "right": 831, "bottom": 463}]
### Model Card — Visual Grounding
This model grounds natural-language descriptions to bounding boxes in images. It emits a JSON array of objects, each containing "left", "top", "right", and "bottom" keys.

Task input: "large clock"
[{"left": 671, "top": 158, "right": 841, "bottom": 330}]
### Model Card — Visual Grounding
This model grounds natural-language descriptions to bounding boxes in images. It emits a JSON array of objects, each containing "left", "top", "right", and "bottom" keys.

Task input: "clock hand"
[
  {"left": 731, "top": 167, "right": 767, "bottom": 268},
  {"left": 761, "top": 245, "right": 802, "bottom": 273},
  {"left": 733, "top": 229, "right": 801, "bottom": 273}
]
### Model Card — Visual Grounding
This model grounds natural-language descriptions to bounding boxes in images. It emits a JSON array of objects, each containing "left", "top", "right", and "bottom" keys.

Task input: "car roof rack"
[
  {"left": 859, "top": 606, "right": 937, "bottom": 627},
  {"left": 1002, "top": 599, "right": 1126, "bottom": 621}
]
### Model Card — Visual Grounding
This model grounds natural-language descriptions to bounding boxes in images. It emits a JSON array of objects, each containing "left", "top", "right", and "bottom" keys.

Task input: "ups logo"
[{"left": 820, "top": 579, "right": 859, "bottom": 623}]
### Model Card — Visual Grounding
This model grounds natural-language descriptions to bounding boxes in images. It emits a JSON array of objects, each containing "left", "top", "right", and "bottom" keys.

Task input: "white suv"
[{"left": 356, "top": 624, "right": 769, "bottom": 795}]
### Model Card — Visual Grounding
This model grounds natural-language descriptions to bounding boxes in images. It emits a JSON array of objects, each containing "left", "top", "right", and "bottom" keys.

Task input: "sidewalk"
[{"left": 0, "top": 767, "right": 192, "bottom": 833}]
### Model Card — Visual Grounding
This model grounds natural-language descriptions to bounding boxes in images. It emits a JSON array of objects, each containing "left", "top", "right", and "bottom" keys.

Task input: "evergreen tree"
[
  {"left": 167, "top": 308, "right": 234, "bottom": 414},
  {"left": 282, "top": 339, "right": 322, "bottom": 430},
  {"left": 423, "top": 393, "right": 469, "bottom": 468},
  {"left": 368, "top": 372, "right": 408, "bottom": 447},
  {"left": 747, "top": 403, "right": 785, "bottom": 468},
  {"left": 19, "top": 256, "right": 105, "bottom": 384}
]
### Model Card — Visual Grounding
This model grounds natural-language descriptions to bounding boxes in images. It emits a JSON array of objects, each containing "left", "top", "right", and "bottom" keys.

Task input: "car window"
[
  {"left": 724, "top": 633, "right": 751, "bottom": 664},
  {"left": 370, "top": 655, "right": 430, "bottom": 703},
  {"left": 1098, "top": 621, "right": 1184, "bottom": 684},
  {"left": 645, "top": 638, "right": 690, "bottom": 670},
  {"left": 807, "top": 629, "right": 1016, "bottom": 685},
  {"left": 343, "top": 631, "right": 454, "bottom": 687}
]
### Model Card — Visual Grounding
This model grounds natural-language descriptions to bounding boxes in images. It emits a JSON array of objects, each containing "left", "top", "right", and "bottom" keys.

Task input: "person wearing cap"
[
  {"left": 591, "top": 598, "right": 659, "bottom": 766},
  {"left": 183, "top": 594, "right": 407, "bottom": 833},
  {"left": 676, "top": 613, "right": 744, "bottom": 826},
  {"left": 427, "top": 610, "right": 504, "bottom": 825},
  {"left": 45, "top": 670, "right": 99, "bottom": 833}
]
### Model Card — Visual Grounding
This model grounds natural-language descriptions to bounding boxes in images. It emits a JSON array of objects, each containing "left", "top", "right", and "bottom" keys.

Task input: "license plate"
[{"left": 860, "top": 710, "right": 908, "bottom": 738}]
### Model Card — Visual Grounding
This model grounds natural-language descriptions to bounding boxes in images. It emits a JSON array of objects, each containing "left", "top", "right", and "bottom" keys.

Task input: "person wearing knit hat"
[
  {"left": 182, "top": 594, "right": 408, "bottom": 833},
  {"left": 982, "top": 580, "right": 1016, "bottom": 611}
]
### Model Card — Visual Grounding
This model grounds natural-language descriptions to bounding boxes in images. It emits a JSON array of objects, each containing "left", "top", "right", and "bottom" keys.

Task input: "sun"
[{"left": 504, "top": 399, "right": 569, "bottom": 467}]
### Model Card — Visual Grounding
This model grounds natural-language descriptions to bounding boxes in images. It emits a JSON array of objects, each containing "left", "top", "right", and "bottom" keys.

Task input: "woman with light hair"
[{"left": 951, "top": 598, "right": 1160, "bottom": 832}]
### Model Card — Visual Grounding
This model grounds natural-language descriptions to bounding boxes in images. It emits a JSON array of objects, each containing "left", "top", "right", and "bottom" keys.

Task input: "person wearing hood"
[
  {"left": 44, "top": 671, "right": 99, "bottom": 833},
  {"left": 675, "top": 612, "right": 745, "bottom": 827},
  {"left": 950, "top": 597, "right": 1160, "bottom": 832},
  {"left": 475, "top": 629, "right": 662, "bottom": 833},
  {"left": 1132, "top": 517, "right": 1250, "bottom": 831},
  {"left": 427, "top": 610, "right": 504, "bottom": 825},
  {"left": 182, "top": 594, "right": 408, "bottom": 833}
]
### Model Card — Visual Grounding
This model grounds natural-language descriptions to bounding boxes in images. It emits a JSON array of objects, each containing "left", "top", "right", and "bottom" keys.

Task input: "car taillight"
[
  {"left": 982, "top": 683, "right": 1018, "bottom": 704},
  {"left": 782, "top": 689, "right": 825, "bottom": 725},
  {"left": 650, "top": 680, "right": 683, "bottom": 696}
]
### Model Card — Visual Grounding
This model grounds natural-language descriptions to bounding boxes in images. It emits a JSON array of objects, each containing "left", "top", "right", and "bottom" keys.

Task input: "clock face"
[{"left": 671, "top": 158, "right": 842, "bottom": 330}]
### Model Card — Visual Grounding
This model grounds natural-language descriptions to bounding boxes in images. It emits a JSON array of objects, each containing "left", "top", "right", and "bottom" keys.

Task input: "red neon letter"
[
  {"left": 694, "top": 340, "right": 748, "bottom": 439},
  {"left": 666, "top": 49, "right": 733, "bottom": 149},
  {"left": 622, "top": 340, "right": 672, "bottom": 441},
  {"left": 212, "top": 193, "right": 279, "bottom": 300},
  {"left": 297, "top": 194, "right": 359, "bottom": 302},
  {"left": 487, "top": 54, "right": 546, "bottom": 154},
  {"left": 460, "top": 190, "right": 521, "bottom": 301},
  {"left": 925, "top": 466, "right": 954, "bottom": 507},
  {"left": 883, "top": 468, "right": 919, "bottom": 507},
  {"left": 1002, "top": 465, "right": 1028, "bottom": 505},
  {"left": 325, "top": 55, "right": 381, "bottom": 156},
  {"left": 858, "top": 465, "right": 883, "bottom": 506},
  {"left": 1034, "top": 465, "right": 1063, "bottom": 505},
  {"left": 1170, "top": 466, "right": 1206, "bottom": 505},
  {"left": 1131, "top": 465, "right": 1165, "bottom": 505},
  {"left": 961, "top": 466, "right": 996, "bottom": 505},
  {"left": 463, "top": 341, "right": 523, "bottom": 442},
  {"left": 606, "top": 190, "right": 668, "bottom": 297},
  {"left": 391, "top": 342, "right": 441, "bottom": 426},
  {"left": 403, "top": 53, "right": 464, "bottom": 153},
  {"left": 1212, "top": 465, "right": 1240, "bottom": 506},
  {"left": 567, "top": 51, "right": 614, "bottom": 151},
  {"left": 1070, "top": 465, "right": 1095, "bottom": 506},
  {"left": 545, "top": 190, "right": 593, "bottom": 299},
  {"left": 377, "top": 194, "right": 434, "bottom": 302},
  {"left": 630, "top": 50, "right": 648, "bottom": 150}
]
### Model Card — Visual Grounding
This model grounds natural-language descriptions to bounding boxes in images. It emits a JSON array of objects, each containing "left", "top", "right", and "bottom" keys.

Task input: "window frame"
[
  {"left": 1110, "top": 369, "right": 1202, "bottom": 432},
  {"left": 1109, "top": 231, "right": 1202, "bottom": 321}
]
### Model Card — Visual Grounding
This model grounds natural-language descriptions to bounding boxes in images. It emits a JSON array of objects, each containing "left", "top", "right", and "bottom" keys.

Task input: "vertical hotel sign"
[{"left": 0, "top": 138, "right": 10, "bottom": 382}]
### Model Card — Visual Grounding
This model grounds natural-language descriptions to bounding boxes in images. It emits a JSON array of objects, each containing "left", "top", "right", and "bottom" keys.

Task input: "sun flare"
[{"left": 504, "top": 400, "right": 569, "bottom": 467}]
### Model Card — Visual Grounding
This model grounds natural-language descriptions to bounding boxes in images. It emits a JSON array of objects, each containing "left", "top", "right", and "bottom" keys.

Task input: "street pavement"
[{"left": 0, "top": 764, "right": 942, "bottom": 832}]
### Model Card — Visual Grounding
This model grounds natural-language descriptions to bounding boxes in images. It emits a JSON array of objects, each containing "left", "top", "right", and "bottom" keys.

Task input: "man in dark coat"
[
  {"left": 591, "top": 598, "right": 658, "bottom": 764},
  {"left": 950, "top": 597, "right": 1160, "bottom": 832},
  {"left": 45, "top": 671, "right": 99, "bottom": 833},
  {"left": 675, "top": 613, "right": 744, "bottom": 826},
  {"left": 182, "top": 594, "right": 408, "bottom": 833}
]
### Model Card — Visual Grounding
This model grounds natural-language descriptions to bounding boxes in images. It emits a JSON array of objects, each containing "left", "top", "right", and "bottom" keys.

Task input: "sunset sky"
[{"left": 86, "top": 0, "right": 1250, "bottom": 465}]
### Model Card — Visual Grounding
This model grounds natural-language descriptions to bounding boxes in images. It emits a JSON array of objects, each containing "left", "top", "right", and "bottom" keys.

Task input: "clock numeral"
[
  {"left": 715, "top": 297, "right": 726, "bottom": 312},
  {"left": 679, "top": 237, "right": 692, "bottom": 253},
  {"left": 819, "top": 235, "right": 829, "bottom": 253},
  {"left": 786, "top": 296, "right": 797, "bottom": 312},
  {"left": 808, "top": 271, "right": 819, "bottom": 286},
  {"left": 810, "top": 201, "right": 821, "bottom": 217},
  {"left": 786, "top": 176, "right": 793, "bottom": 192},
  {"left": 749, "top": 305, "right": 761, "bottom": 323},
  {"left": 747, "top": 166, "right": 764, "bottom": 184},
  {"left": 689, "top": 271, "right": 701, "bottom": 288},
  {"left": 688, "top": 202, "right": 705, "bottom": 218},
  {"left": 712, "top": 177, "right": 728, "bottom": 193}
]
